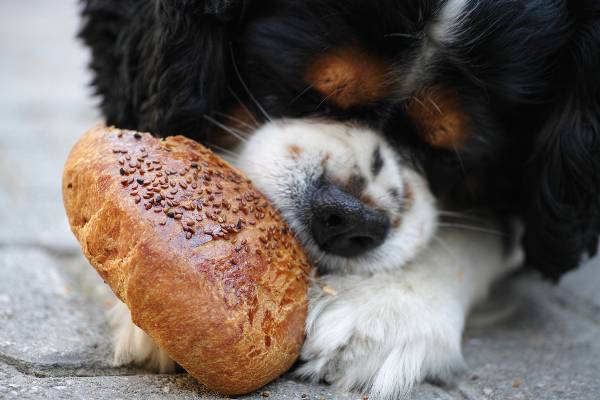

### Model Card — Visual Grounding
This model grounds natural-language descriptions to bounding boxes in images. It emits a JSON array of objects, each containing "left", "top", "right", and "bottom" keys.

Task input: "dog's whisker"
[
  {"left": 427, "top": 97, "right": 442, "bottom": 114},
  {"left": 411, "top": 96, "right": 428, "bottom": 110},
  {"left": 438, "top": 222, "right": 507, "bottom": 236},
  {"left": 438, "top": 210, "right": 493, "bottom": 228},
  {"left": 291, "top": 84, "right": 314, "bottom": 104},
  {"left": 438, "top": 210, "right": 470, "bottom": 216},
  {"left": 204, "top": 143, "right": 242, "bottom": 159},
  {"left": 228, "top": 88, "right": 261, "bottom": 128},
  {"left": 439, "top": 215, "right": 488, "bottom": 226},
  {"left": 229, "top": 45, "right": 273, "bottom": 123},
  {"left": 213, "top": 111, "right": 259, "bottom": 131},
  {"left": 384, "top": 32, "right": 422, "bottom": 39},
  {"left": 217, "top": 154, "right": 239, "bottom": 165},
  {"left": 315, "top": 88, "right": 341, "bottom": 111},
  {"left": 451, "top": 144, "right": 467, "bottom": 176},
  {"left": 438, "top": 210, "right": 484, "bottom": 219},
  {"left": 432, "top": 235, "right": 461, "bottom": 266},
  {"left": 438, "top": 209, "right": 480, "bottom": 217},
  {"left": 203, "top": 115, "right": 249, "bottom": 143}
]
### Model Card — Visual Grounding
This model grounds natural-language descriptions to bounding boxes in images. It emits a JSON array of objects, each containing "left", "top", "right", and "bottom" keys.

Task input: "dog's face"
[
  {"left": 227, "top": 0, "right": 512, "bottom": 204},
  {"left": 210, "top": 0, "right": 599, "bottom": 277},
  {"left": 236, "top": 119, "right": 437, "bottom": 274},
  {"left": 224, "top": 0, "right": 493, "bottom": 273},
  {"left": 81, "top": 0, "right": 600, "bottom": 279}
]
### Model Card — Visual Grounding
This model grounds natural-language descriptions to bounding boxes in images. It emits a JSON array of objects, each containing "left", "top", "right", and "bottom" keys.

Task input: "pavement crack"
[{"left": 0, "top": 353, "right": 144, "bottom": 379}]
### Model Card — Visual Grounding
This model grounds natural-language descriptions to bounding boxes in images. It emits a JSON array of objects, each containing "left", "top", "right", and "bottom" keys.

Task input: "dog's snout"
[{"left": 310, "top": 185, "right": 390, "bottom": 257}]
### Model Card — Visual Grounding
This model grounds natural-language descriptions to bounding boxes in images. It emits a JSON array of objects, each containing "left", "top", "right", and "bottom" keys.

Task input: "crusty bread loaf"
[{"left": 62, "top": 124, "right": 311, "bottom": 395}]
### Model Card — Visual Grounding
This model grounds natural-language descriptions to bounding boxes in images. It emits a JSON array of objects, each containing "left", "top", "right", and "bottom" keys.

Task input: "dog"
[{"left": 80, "top": 0, "right": 600, "bottom": 398}]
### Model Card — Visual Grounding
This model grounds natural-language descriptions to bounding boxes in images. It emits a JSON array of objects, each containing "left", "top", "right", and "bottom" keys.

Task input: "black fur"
[
  {"left": 79, "top": 0, "right": 600, "bottom": 280},
  {"left": 79, "top": 0, "right": 238, "bottom": 140},
  {"left": 522, "top": 0, "right": 600, "bottom": 279}
]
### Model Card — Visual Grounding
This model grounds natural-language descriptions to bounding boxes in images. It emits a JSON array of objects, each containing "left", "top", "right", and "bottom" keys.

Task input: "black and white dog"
[{"left": 80, "top": 0, "right": 600, "bottom": 398}]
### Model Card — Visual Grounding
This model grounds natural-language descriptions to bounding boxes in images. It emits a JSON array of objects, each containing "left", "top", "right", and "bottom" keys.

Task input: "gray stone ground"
[{"left": 1, "top": 1, "right": 599, "bottom": 399}]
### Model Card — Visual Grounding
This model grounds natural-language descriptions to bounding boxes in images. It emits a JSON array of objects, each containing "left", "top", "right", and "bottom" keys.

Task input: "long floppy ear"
[
  {"left": 80, "top": 0, "right": 248, "bottom": 139},
  {"left": 523, "top": 7, "right": 600, "bottom": 280},
  {"left": 138, "top": 0, "right": 254, "bottom": 138}
]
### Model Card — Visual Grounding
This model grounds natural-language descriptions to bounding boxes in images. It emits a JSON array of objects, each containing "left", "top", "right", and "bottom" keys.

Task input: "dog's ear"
[
  {"left": 523, "top": 11, "right": 600, "bottom": 280},
  {"left": 130, "top": 0, "right": 250, "bottom": 139},
  {"left": 81, "top": 0, "right": 250, "bottom": 139}
]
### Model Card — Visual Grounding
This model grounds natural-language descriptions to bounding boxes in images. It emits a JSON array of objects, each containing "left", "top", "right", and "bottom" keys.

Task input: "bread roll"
[{"left": 62, "top": 125, "right": 311, "bottom": 395}]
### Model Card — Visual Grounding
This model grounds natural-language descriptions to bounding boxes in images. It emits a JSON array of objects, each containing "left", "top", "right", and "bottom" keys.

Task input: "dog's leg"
[
  {"left": 109, "top": 300, "right": 176, "bottom": 373},
  {"left": 297, "top": 225, "right": 522, "bottom": 399}
]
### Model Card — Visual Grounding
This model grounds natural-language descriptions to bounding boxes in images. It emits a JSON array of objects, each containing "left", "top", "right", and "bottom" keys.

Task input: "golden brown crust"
[{"left": 62, "top": 124, "right": 311, "bottom": 395}]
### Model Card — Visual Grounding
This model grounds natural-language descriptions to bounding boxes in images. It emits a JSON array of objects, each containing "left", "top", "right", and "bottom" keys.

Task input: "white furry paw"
[
  {"left": 109, "top": 300, "right": 177, "bottom": 373},
  {"left": 296, "top": 275, "right": 466, "bottom": 400}
]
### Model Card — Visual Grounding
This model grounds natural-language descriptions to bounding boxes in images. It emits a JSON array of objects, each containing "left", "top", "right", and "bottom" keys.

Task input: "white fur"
[
  {"left": 398, "top": 0, "right": 470, "bottom": 96},
  {"left": 297, "top": 226, "right": 520, "bottom": 399},
  {"left": 110, "top": 301, "right": 176, "bottom": 373},
  {"left": 236, "top": 119, "right": 438, "bottom": 275},
  {"left": 109, "top": 118, "right": 520, "bottom": 399},
  {"left": 429, "top": 0, "right": 470, "bottom": 44}
]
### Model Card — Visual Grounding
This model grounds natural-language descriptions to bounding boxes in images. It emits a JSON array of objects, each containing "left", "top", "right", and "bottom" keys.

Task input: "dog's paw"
[
  {"left": 109, "top": 301, "right": 176, "bottom": 373},
  {"left": 296, "top": 275, "right": 466, "bottom": 399}
]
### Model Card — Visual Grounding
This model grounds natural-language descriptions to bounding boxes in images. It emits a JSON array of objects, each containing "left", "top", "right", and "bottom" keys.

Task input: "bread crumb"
[
  {"left": 512, "top": 378, "right": 523, "bottom": 388},
  {"left": 322, "top": 285, "right": 337, "bottom": 296}
]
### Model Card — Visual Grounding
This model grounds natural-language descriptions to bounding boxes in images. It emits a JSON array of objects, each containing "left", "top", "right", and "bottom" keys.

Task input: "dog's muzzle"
[{"left": 309, "top": 183, "right": 390, "bottom": 258}]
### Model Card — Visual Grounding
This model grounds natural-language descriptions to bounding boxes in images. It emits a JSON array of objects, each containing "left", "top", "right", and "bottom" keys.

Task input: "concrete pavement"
[{"left": 1, "top": 1, "right": 599, "bottom": 399}]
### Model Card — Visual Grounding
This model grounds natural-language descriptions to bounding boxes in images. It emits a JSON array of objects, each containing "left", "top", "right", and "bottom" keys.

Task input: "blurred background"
[
  {"left": 1, "top": 1, "right": 599, "bottom": 399},
  {"left": 0, "top": 0, "right": 97, "bottom": 249}
]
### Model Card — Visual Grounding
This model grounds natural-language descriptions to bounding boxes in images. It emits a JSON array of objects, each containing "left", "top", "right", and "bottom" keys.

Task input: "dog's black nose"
[{"left": 310, "top": 185, "right": 390, "bottom": 257}]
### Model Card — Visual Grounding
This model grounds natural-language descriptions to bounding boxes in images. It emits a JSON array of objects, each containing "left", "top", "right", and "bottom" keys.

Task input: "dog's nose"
[{"left": 310, "top": 184, "right": 390, "bottom": 257}]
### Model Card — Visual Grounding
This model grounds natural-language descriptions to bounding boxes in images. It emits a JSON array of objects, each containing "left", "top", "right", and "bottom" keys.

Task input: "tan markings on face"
[
  {"left": 406, "top": 86, "right": 471, "bottom": 150},
  {"left": 305, "top": 47, "right": 393, "bottom": 109},
  {"left": 287, "top": 144, "right": 303, "bottom": 160}
]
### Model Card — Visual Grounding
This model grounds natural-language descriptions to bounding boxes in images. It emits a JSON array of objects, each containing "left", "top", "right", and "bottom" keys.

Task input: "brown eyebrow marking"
[
  {"left": 305, "top": 46, "right": 394, "bottom": 109},
  {"left": 406, "top": 86, "right": 471, "bottom": 150}
]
